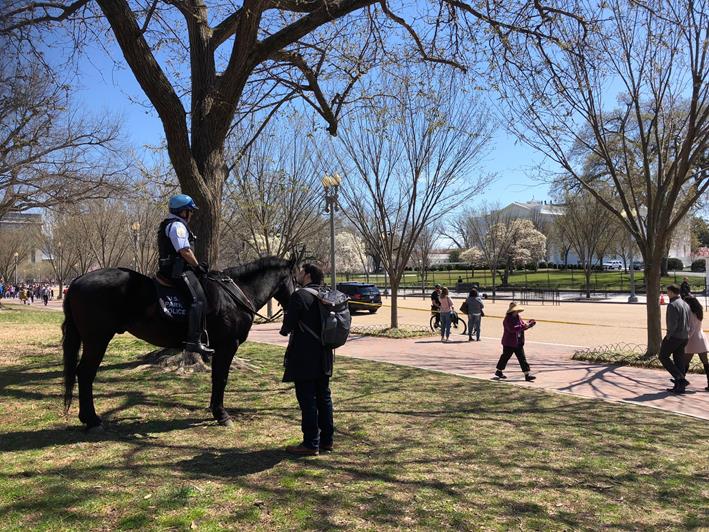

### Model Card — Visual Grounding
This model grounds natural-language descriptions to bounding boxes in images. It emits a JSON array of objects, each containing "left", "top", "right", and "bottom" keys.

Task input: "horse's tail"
[{"left": 62, "top": 289, "right": 81, "bottom": 415}]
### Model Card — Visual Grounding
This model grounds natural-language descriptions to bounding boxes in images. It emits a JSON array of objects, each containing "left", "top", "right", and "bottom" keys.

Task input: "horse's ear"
[{"left": 288, "top": 244, "right": 306, "bottom": 269}]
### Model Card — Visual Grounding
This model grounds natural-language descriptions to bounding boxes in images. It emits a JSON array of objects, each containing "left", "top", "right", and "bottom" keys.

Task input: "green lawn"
[
  {"left": 1, "top": 307, "right": 707, "bottom": 530},
  {"left": 340, "top": 269, "right": 706, "bottom": 292}
]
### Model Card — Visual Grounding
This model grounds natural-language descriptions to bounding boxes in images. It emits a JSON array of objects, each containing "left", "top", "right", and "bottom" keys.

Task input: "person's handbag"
[{"left": 459, "top": 300, "right": 469, "bottom": 315}]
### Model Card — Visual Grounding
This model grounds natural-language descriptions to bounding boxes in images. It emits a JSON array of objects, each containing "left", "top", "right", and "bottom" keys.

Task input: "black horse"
[{"left": 62, "top": 256, "right": 295, "bottom": 430}]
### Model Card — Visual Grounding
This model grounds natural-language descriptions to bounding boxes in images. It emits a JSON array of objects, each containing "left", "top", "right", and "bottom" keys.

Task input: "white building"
[{"left": 494, "top": 201, "right": 692, "bottom": 266}]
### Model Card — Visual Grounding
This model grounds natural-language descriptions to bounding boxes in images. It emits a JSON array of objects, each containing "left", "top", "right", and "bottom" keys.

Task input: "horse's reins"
[{"left": 206, "top": 273, "right": 282, "bottom": 323}]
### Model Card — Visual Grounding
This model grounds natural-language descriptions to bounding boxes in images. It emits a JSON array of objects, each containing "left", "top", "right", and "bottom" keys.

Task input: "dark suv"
[{"left": 337, "top": 282, "right": 382, "bottom": 314}]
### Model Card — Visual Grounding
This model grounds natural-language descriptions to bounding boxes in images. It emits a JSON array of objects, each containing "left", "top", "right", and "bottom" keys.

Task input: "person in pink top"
[
  {"left": 438, "top": 287, "right": 455, "bottom": 342},
  {"left": 495, "top": 302, "right": 536, "bottom": 381},
  {"left": 682, "top": 296, "right": 709, "bottom": 391}
]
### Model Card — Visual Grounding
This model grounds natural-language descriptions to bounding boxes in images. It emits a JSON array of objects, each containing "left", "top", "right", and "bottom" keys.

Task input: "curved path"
[{"left": 248, "top": 323, "right": 709, "bottom": 421}]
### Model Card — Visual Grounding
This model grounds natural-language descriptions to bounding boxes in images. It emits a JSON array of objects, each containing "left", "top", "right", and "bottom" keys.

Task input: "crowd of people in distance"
[{"left": 0, "top": 280, "right": 55, "bottom": 306}]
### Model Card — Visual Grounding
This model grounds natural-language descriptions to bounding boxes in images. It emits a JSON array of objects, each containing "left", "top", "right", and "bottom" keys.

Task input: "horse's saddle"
[
  {"left": 154, "top": 275, "right": 189, "bottom": 321},
  {"left": 152, "top": 272, "right": 255, "bottom": 321}
]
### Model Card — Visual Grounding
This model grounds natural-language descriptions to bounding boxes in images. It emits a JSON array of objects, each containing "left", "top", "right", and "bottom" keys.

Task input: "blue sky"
[{"left": 68, "top": 45, "right": 552, "bottom": 205}]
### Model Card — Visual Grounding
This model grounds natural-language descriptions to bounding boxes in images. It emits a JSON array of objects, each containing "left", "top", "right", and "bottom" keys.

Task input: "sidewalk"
[{"left": 248, "top": 323, "right": 709, "bottom": 421}]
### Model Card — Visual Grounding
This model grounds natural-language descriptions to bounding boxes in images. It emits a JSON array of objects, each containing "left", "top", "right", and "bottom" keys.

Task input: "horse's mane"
[{"left": 224, "top": 256, "right": 291, "bottom": 280}]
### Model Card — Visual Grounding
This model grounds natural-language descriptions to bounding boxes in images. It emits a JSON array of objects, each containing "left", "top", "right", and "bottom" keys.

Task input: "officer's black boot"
[{"left": 184, "top": 300, "right": 214, "bottom": 356}]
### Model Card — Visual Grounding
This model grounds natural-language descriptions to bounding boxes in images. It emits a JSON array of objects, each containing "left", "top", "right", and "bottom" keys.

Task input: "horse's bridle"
[{"left": 207, "top": 271, "right": 294, "bottom": 323}]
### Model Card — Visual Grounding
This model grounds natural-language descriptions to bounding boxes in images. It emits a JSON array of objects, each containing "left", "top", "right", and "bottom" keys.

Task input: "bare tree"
[
  {"left": 40, "top": 212, "right": 81, "bottom": 297},
  {"left": 336, "top": 68, "right": 493, "bottom": 327},
  {"left": 494, "top": 0, "right": 709, "bottom": 353},
  {"left": 125, "top": 193, "right": 163, "bottom": 275},
  {"left": 411, "top": 222, "right": 441, "bottom": 292},
  {"left": 0, "top": 223, "right": 38, "bottom": 282},
  {"left": 558, "top": 192, "right": 615, "bottom": 299},
  {"left": 466, "top": 204, "right": 515, "bottom": 299},
  {"left": 0, "top": 51, "right": 126, "bottom": 219},
  {"left": 2, "top": 0, "right": 588, "bottom": 266},
  {"left": 223, "top": 126, "right": 324, "bottom": 263},
  {"left": 78, "top": 200, "right": 132, "bottom": 269}
]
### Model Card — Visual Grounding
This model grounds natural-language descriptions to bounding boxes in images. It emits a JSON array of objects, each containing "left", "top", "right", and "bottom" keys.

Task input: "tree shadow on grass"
[{"left": 0, "top": 417, "right": 208, "bottom": 453}]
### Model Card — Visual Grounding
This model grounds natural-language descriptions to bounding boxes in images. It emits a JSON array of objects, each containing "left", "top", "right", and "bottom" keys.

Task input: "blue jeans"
[
  {"left": 440, "top": 312, "right": 452, "bottom": 338},
  {"left": 294, "top": 377, "right": 334, "bottom": 449},
  {"left": 469, "top": 314, "right": 481, "bottom": 340}
]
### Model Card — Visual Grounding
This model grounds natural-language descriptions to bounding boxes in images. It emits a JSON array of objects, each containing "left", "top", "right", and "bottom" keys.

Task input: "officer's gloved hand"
[{"left": 195, "top": 263, "right": 209, "bottom": 277}]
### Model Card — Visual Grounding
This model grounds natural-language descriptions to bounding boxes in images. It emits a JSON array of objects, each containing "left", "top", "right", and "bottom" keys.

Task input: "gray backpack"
[{"left": 299, "top": 287, "right": 351, "bottom": 349}]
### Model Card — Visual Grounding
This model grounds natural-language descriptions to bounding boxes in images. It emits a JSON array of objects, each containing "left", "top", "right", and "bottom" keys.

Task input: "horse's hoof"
[{"left": 219, "top": 418, "right": 234, "bottom": 428}]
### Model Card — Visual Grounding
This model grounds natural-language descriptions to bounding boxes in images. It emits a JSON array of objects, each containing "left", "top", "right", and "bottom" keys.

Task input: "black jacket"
[{"left": 280, "top": 284, "right": 334, "bottom": 382}]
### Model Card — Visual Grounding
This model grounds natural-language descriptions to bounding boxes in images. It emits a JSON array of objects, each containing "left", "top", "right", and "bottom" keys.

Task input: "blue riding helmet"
[{"left": 168, "top": 194, "right": 198, "bottom": 214}]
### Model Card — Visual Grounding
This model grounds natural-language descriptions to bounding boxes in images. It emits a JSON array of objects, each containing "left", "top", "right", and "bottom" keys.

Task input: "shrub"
[
  {"left": 538, "top": 261, "right": 547, "bottom": 269},
  {"left": 667, "top": 258, "right": 684, "bottom": 271},
  {"left": 691, "top": 259, "right": 707, "bottom": 272}
]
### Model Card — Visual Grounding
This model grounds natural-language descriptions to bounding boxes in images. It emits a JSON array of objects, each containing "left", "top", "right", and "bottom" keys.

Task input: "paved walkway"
[{"left": 248, "top": 324, "right": 709, "bottom": 421}]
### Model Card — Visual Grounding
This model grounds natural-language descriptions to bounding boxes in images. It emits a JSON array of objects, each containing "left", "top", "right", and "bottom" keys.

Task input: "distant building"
[
  {"left": 0, "top": 212, "right": 47, "bottom": 263},
  {"left": 493, "top": 201, "right": 692, "bottom": 266}
]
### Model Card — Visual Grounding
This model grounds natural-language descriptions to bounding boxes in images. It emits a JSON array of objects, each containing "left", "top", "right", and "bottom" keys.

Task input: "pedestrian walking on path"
[
  {"left": 465, "top": 288, "right": 484, "bottom": 341},
  {"left": 495, "top": 302, "right": 536, "bottom": 381},
  {"left": 682, "top": 296, "right": 709, "bottom": 391},
  {"left": 660, "top": 284, "right": 691, "bottom": 394},
  {"left": 439, "top": 287, "right": 454, "bottom": 342}
]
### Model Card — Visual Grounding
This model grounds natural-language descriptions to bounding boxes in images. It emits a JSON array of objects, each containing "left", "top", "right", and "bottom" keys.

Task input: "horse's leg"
[
  {"left": 77, "top": 336, "right": 113, "bottom": 429},
  {"left": 209, "top": 339, "right": 239, "bottom": 427}
]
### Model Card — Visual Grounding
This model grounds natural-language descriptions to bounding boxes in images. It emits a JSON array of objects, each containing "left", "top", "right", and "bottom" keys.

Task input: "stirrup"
[{"left": 184, "top": 341, "right": 215, "bottom": 356}]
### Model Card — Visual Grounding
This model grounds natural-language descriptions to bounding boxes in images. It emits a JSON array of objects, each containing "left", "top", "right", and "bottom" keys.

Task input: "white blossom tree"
[{"left": 335, "top": 231, "right": 366, "bottom": 277}]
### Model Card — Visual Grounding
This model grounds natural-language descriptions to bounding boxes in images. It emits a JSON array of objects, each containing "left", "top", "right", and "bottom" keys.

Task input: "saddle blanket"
[{"left": 154, "top": 281, "right": 189, "bottom": 320}]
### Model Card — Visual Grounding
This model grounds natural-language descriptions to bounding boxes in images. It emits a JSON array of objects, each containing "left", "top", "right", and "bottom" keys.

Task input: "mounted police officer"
[{"left": 157, "top": 194, "right": 214, "bottom": 356}]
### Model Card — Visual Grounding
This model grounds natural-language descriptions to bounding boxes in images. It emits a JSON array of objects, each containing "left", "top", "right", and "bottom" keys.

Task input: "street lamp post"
[
  {"left": 628, "top": 251, "right": 638, "bottom": 303},
  {"left": 322, "top": 173, "right": 342, "bottom": 289},
  {"left": 13, "top": 252, "right": 18, "bottom": 285},
  {"left": 131, "top": 222, "right": 141, "bottom": 272}
]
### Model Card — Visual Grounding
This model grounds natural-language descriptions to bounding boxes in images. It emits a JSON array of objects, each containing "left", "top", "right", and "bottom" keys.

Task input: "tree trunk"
[
  {"left": 584, "top": 265, "right": 591, "bottom": 299},
  {"left": 491, "top": 269, "right": 497, "bottom": 301},
  {"left": 660, "top": 256, "right": 668, "bottom": 277},
  {"left": 58, "top": 281, "right": 64, "bottom": 301},
  {"left": 645, "top": 262, "right": 663, "bottom": 356},
  {"left": 390, "top": 281, "right": 399, "bottom": 329},
  {"left": 180, "top": 151, "right": 226, "bottom": 266}
]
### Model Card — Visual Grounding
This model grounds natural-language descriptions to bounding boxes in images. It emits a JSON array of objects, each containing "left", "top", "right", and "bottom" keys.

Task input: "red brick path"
[{"left": 249, "top": 324, "right": 709, "bottom": 420}]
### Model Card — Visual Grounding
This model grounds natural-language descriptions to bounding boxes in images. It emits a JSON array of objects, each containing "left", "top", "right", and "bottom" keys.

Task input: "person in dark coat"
[
  {"left": 280, "top": 263, "right": 334, "bottom": 456},
  {"left": 660, "top": 284, "right": 691, "bottom": 393},
  {"left": 680, "top": 277, "right": 691, "bottom": 299},
  {"left": 494, "top": 302, "right": 536, "bottom": 381}
]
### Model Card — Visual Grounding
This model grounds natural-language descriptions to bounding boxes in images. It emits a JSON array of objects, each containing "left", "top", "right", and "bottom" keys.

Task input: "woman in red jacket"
[{"left": 495, "top": 302, "right": 536, "bottom": 381}]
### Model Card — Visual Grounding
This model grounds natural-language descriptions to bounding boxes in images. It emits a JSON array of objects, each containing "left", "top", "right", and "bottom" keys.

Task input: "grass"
[
  {"left": 349, "top": 324, "right": 433, "bottom": 338},
  {"left": 340, "top": 269, "right": 706, "bottom": 292},
  {"left": 573, "top": 343, "right": 709, "bottom": 375},
  {"left": 1, "top": 306, "right": 708, "bottom": 530}
]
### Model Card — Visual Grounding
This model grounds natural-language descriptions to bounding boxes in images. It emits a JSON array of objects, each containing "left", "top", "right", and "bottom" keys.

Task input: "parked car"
[
  {"left": 336, "top": 282, "right": 382, "bottom": 314},
  {"left": 602, "top": 260, "right": 624, "bottom": 271}
]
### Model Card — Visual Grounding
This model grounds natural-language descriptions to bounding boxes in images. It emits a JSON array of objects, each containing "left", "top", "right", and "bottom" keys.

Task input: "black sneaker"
[
  {"left": 525, "top": 374, "right": 536, "bottom": 382},
  {"left": 495, "top": 370, "right": 507, "bottom": 379}
]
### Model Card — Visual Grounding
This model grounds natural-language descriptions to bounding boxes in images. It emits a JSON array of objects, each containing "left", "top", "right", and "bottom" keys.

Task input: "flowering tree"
[
  {"left": 496, "top": 219, "right": 546, "bottom": 284},
  {"left": 335, "top": 231, "right": 367, "bottom": 276}
]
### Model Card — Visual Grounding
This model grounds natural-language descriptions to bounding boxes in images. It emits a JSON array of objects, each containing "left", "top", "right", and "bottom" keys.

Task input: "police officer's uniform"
[{"left": 157, "top": 212, "right": 213, "bottom": 355}]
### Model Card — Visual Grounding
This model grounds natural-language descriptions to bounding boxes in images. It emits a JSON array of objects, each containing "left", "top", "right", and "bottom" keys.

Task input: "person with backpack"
[{"left": 280, "top": 263, "right": 336, "bottom": 456}]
